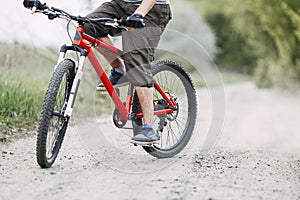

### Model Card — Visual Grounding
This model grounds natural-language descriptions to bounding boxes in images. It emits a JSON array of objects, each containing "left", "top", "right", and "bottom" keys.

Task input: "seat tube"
[{"left": 126, "top": 85, "right": 135, "bottom": 114}]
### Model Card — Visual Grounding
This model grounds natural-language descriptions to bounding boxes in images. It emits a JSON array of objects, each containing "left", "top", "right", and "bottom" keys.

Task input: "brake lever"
[{"left": 48, "top": 13, "right": 58, "bottom": 20}]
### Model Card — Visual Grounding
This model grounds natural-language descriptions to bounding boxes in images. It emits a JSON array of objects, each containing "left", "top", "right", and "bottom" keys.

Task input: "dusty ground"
[{"left": 1, "top": 82, "right": 300, "bottom": 200}]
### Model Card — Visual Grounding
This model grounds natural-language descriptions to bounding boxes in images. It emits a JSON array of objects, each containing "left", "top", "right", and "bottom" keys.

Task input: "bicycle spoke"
[{"left": 46, "top": 120, "right": 60, "bottom": 158}]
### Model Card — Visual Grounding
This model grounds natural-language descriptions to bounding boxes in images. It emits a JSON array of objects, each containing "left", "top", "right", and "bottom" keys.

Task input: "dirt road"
[{"left": 1, "top": 82, "right": 300, "bottom": 200}]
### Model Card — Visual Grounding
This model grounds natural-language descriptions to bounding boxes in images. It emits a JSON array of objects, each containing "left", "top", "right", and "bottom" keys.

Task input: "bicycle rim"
[{"left": 36, "top": 60, "right": 75, "bottom": 168}]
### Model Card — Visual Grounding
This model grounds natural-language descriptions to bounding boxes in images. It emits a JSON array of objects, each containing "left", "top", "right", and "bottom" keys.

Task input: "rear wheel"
[
  {"left": 36, "top": 59, "right": 75, "bottom": 168},
  {"left": 132, "top": 60, "right": 197, "bottom": 158}
]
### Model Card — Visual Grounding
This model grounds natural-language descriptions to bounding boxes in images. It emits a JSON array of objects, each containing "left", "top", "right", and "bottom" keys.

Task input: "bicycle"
[{"left": 27, "top": 4, "right": 198, "bottom": 168}]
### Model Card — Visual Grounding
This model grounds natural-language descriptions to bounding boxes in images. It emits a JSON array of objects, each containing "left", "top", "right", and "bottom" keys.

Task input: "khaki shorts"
[{"left": 84, "top": 0, "right": 172, "bottom": 87}]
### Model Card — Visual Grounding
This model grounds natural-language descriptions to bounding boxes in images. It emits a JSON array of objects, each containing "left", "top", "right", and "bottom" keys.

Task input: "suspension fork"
[
  {"left": 64, "top": 55, "right": 86, "bottom": 117},
  {"left": 55, "top": 44, "right": 88, "bottom": 118}
]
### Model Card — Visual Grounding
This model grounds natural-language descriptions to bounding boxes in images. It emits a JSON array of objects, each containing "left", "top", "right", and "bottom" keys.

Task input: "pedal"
[{"left": 130, "top": 140, "right": 159, "bottom": 147}]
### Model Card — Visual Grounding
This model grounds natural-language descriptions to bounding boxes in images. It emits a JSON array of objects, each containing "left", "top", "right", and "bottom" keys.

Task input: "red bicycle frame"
[{"left": 63, "top": 25, "right": 176, "bottom": 121}]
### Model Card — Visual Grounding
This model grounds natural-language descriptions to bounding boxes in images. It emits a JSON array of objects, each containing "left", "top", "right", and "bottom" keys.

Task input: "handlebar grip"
[{"left": 23, "top": 0, "right": 46, "bottom": 10}]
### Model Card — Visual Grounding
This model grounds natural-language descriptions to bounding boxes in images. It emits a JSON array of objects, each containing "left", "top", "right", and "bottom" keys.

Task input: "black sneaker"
[
  {"left": 96, "top": 68, "right": 129, "bottom": 91},
  {"left": 130, "top": 126, "right": 160, "bottom": 146}
]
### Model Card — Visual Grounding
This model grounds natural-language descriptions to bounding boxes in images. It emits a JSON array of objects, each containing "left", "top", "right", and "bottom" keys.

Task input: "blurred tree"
[
  {"left": 187, "top": 0, "right": 300, "bottom": 89},
  {"left": 159, "top": 0, "right": 218, "bottom": 70},
  {"left": 186, "top": 0, "right": 258, "bottom": 74},
  {"left": 243, "top": 0, "right": 300, "bottom": 88}
]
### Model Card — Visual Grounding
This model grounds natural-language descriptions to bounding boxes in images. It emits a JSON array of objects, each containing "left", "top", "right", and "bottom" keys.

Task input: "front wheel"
[
  {"left": 36, "top": 59, "right": 75, "bottom": 168},
  {"left": 132, "top": 60, "right": 197, "bottom": 158}
]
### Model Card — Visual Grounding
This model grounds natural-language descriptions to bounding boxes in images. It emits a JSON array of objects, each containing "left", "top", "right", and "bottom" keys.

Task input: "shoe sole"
[
  {"left": 96, "top": 82, "right": 130, "bottom": 91},
  {"left": 130, "top": 139, "right": 160, "bottom": 146}
]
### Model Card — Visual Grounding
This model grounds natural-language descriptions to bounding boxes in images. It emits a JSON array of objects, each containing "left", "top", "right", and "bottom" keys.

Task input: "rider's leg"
[
  {"left": 122, "top": 28, "right": 161, "bottom": 145},
  {"left": 130, "top": 86, "right": 160, "bottom": 146},
  {"left": 123, "top": 2, "right": 172, "bottom": 145},
  {"left": 95, "top": 37, "right": 128, "bottom": 90},
  {"left": 135, "top": 86, "right": 154, "bottom": 125}
]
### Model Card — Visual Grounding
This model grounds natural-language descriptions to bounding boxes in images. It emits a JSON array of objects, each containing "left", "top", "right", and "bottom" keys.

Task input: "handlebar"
[{"left": 37, "top": 4, "right": 143, "bottom": 29}]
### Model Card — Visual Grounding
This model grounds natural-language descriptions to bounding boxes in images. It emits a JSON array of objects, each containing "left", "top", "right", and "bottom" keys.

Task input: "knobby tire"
[{"left": 36, "top": 59, "right": 75, "bottom": 168}]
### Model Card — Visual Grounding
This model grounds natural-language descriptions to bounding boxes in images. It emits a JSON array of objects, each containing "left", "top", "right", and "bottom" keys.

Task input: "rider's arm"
[{"left": 134, "top": 0, "right": 156, "bottom": 17}]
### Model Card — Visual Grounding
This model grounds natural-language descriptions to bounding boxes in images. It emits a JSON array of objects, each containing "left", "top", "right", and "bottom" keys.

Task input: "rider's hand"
[
  {"left": 23, "top": 0, "right": 45, "bottom": 14},
  {"left": 124, "top": 13, "right": 145, "bottom": 29}
]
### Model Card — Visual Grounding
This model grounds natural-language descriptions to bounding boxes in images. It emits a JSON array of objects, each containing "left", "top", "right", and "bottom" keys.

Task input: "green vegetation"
[
  {"left": 0, "top": 42, "right": 55, "bottom": 141},
  {"left": 0, "top": 42, "right": 110, "bottom": 142},
  {"left": 0, "top": 79, "right": 44, "bottom": 141},
  {"left": 186, "top": 0, "right": 300, "bottom": 89}
]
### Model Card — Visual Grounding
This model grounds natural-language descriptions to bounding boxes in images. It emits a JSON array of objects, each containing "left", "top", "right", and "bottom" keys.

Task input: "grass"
[{"left": 0, "top": 78, "right": 45, "bottom": 142}]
